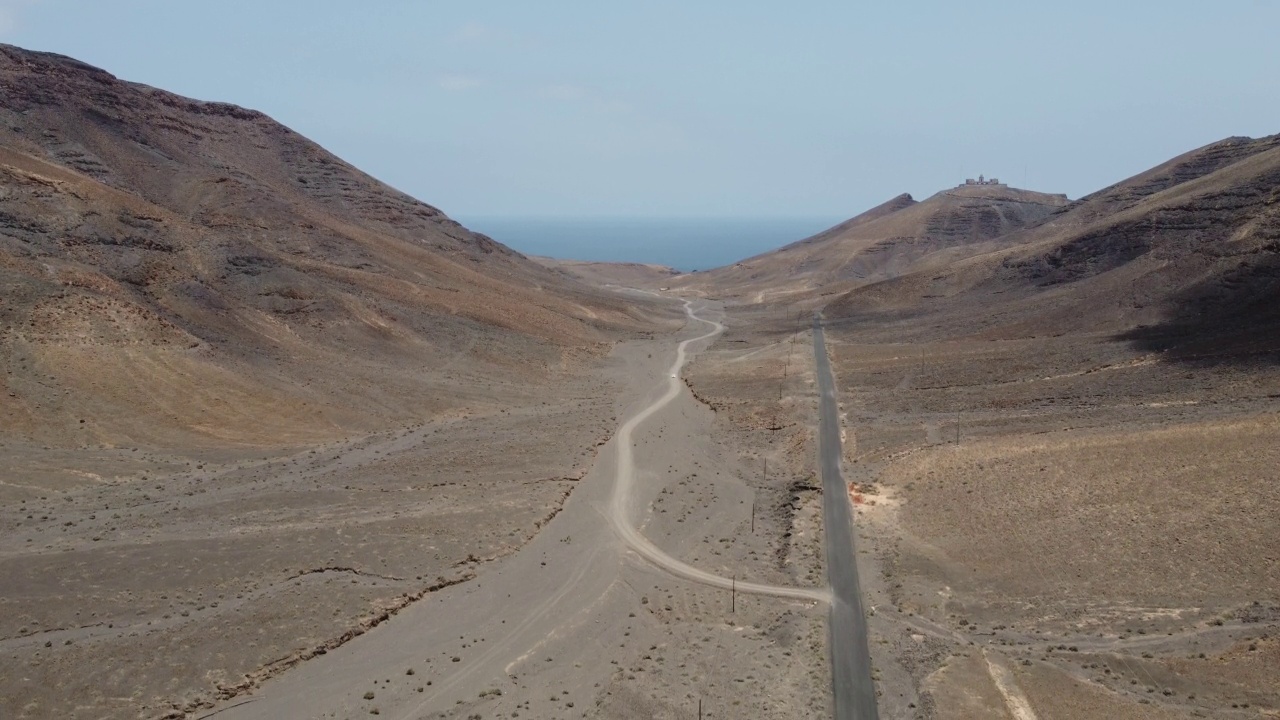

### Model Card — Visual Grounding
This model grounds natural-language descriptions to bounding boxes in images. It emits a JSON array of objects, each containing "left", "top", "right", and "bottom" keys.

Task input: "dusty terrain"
[
  {"left": 0, "top": 43, "right": 695, "bottom": 719},
  {"left": 4, "top": 39, "right": 1278, "bottom": 720},
  {"left": 532, "top": 256, "right": 681, "bottom": 288},
  {"left": 3, "top": 283, "right": 840, "bottom": 719},
  {"left": 676, "top": 134, "right": 1280, "bottom": 719},
  {"left": 830, "top": 328, "right": 1279, "bottom": 720},
  {"left": 197, "top": 300, "right": 833, "bottom": 720},
  {"left": 681, "top": 301, "right": 1279, "bottom": 720},
  {"left": 0, "top": 43, "right": 845, "bottom": 720},
  {"left": 1, "top": 367, "right": 620, "bottom": 717},
  {"left": 672, "top": 184, "right": 1071, "bottom": 302}
]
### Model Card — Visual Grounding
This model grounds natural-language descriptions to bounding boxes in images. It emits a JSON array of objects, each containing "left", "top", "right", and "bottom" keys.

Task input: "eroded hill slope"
[
  {"left": 827, "top": 134, "right": 1280, "bottom": 355},
  {"left": 676, "top": 184, "right": 1068, "bottom": 301},
  {"left": 0, "top": 44, "right": 657, "bottom": 448}
]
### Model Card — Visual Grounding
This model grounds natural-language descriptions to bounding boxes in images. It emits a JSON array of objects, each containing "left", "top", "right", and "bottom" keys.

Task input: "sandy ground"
[
  {"left": 681, "top": 302, "right": 1280, "bottom": 720},
  {"left": 0, "top": 365, "right": 621, "bottom": 718},
  {"left": 12, "top": 281, "right": 1271, "bottom": 719},
  {"left": 837, "top": 333, "right": 1280, "bottom": 720},
  {"left": 1, "top": 297, "right": 840, "bottom": 719},
  {"left": 197, "top": 300, "right": 831, "bottom": 720}
]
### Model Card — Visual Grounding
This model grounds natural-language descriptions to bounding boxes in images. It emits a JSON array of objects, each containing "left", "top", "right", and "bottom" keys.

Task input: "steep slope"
[
  {"left": 780, "top": 192, "right": 919, "bottom": 251},
  {"left": 0, "top": 44, "right": 656, "bottom": 447},
  {"left": 1049, "top": 134, "right": 1280, "bottom": 227},
  {"left": 676, "top": 184, "right": 1068, "bottom": 301},
  {"left": 826, "top": 134, "right": 1280, "bottom": 360}
]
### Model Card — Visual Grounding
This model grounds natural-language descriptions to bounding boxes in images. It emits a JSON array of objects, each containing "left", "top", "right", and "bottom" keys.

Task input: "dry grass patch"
[{"left": 888, "top": 415, "right": 1280, "bottom": 611}]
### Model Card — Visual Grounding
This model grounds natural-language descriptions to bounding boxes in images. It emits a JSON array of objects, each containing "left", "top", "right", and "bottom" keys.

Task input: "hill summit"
[{"left": 675, "top": 182, "right": 1069, "bottom": 298}]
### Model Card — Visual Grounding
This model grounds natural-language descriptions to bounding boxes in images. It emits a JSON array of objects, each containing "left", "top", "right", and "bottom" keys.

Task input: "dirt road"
[
  {"left": 206, "top": 299, "right": 825, "bottom": 719},
  {"left": 608, "top": 300, "right": 829, "bottom": 604}
]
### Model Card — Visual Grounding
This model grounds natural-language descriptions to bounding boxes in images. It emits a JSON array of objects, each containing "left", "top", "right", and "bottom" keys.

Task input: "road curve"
[
  {"left": 607, "top": 300, "right": 831, "bottom": 605},
  {"left": 814, "top": 315, "right": 880, "bottom": 720}
]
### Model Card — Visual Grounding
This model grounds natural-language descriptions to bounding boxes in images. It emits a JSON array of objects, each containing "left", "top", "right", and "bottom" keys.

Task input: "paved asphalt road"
[{"left": 814, "top": 315, "right": 880, "bottom": 720}]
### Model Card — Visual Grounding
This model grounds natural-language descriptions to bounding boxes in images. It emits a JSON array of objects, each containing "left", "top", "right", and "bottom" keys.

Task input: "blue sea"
[{"left": 457, "top": 216, "right": 845, "bottom": 273}]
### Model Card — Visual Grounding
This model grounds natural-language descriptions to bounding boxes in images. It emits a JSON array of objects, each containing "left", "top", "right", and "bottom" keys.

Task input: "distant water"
[{"left": 457, "top": 216, "right": 845, "bottom": 272}]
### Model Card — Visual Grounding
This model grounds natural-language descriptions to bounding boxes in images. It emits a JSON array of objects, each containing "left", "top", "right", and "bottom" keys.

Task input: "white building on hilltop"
[{"left": 963, "top": 174, "right": 1004, "bottom": 186}]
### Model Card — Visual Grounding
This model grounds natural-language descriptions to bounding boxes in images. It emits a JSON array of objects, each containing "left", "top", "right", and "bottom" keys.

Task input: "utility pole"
[
  {"left": 731, "top": 576, "right": 736, "bottom": 614},
  {"left": 754, "top": 458, "right": 763, "bottom": 533}
]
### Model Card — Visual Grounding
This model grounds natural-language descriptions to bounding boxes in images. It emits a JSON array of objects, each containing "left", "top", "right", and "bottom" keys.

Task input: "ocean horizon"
[{"left": 457, "top": 216, "right": 845, "bottom": 273}]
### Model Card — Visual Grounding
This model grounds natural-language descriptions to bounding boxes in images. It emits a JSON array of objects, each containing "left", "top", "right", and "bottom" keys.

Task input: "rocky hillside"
[
  {"left": 675, "top": 183, "right": 1068, "bottom": 300},
  {"left": 825, "top": 134, "right": 1280, "bottom": 360},
  {"left": 530, "top": 256, "right": 681, "bottom": 287},
  {"left": 0, "top": 44, "right": 657, "bottom": 447}
]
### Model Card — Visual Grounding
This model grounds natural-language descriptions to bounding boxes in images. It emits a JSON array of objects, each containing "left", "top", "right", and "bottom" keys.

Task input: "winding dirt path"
[{"left": 607, "top": 299, "right": 830, "bottom": 604}]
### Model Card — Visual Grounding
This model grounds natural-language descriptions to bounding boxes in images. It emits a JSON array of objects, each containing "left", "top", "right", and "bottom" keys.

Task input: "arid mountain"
[
  {"left": 0, "top": 44, "right": 655, "bottom": 447},
  {"left": 674, "top": 183, "right": 1069, "bottom": 300},
  {"left": 676, "top": 135, "right": 1280, "bottom": 720},
  {"left": 0, "top": 44, "right": 690, "bottom": 720},
  {"left": 826, "top": 134, "right": 1280, "bottom": 358},
  {"left": 530, "top": 256, "right": 680, "bottom": 287}
]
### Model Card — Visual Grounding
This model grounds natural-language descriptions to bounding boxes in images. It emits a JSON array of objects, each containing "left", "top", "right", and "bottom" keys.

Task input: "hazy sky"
[{"left": 3, "top": 1, "right": 1278, "bottom": 220}]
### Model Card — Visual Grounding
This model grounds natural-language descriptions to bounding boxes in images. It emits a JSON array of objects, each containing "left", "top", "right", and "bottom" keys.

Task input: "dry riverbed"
[{"left": 0, "top": 299, "right": 844, "bottom": 719}]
